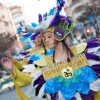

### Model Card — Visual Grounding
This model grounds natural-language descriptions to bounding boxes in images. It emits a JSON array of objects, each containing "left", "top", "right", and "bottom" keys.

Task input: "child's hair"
[{"left": 43, "top": 42, "right": 47, "bottom": 55}]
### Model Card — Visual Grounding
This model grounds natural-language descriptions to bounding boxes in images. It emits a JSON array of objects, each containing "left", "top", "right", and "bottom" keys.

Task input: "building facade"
[
  {"left": 64, "top": 0, "right": 100, "bottom": 24},
  {"left": 7, "top": 6, "right": 28, "bottom": 33}
]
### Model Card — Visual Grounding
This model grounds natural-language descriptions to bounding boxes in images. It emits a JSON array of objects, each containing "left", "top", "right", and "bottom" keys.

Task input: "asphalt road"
[
  {"left": 0, "top": 85, "right": 28, "bottom": 100},
  {"left": 0, "top": 85, "right": 45, "bottom": 100}
]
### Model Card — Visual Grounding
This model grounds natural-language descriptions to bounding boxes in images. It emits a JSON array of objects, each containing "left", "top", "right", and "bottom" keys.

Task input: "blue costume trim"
[
  {"left": 44, "top": 66, "right": 97, "bottom": 100},
  {"left": 30, "top": 48, "right": 54, "bottom": 61}
]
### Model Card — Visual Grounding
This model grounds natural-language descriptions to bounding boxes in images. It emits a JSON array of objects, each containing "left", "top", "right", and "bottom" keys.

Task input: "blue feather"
[
  {"left": 49, "top": 7, "right": 55, "bottom": 15},
  {"left": 31, "top": 23, "right": 37, "bottom": 28},
  {"left": 56, "top": 0, "right": 65, "bottom": 16}
]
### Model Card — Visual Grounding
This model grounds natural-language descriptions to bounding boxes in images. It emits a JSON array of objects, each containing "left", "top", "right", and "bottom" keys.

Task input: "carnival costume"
[
  {"left": 24, "top": 0, "right": 100, "bottom": 100},
  {"left": 6, "top": 0, "right": 100, "bottom": 100}
]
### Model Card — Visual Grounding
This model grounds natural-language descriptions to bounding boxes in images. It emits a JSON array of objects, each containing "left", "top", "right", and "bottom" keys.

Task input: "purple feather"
[
  {"left": 20, "top": 52, "right": 29, "bottom": 55},
  {"left": 33, "top": 75, "right": 45, "bottom": 86},
  {"left": 50, "top": 92, "right": 59, "bottom": 100},
  {"left": 80, "top": 90, "right": 94, "bottom": 100},
  {"left": 20, "top": 22, "right": 23, "bottom": 26},
  {"left": 31, "top": 32, "right": 40, "bottom": 40},
  {"left": 50, "top": 15, "right": 72, "bottom": 27},
  {"left": 38, "top": 14, "right": 42, "bottom": 23},
  {"left": 33, "top": 75, "right": 45, "bottom": 92},
  {"left": 86, "top": 39, "right": 100, "bottom": 49},
  {"left": 91, "top": 64, "right": 100, "bottom": 78},
  {"left": 91, "top": 65, "right": 100, "bottom": 71},
  {"left": 85, "top": 53, "right": 100, "bottom": 61},
  {"left": 85, "top": 53, "right": 100, "bottom": 78}
]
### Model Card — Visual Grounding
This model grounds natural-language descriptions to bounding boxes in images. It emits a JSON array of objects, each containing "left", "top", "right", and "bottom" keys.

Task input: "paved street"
[
  {"left": 0, "top": 85, "right": 28, "bottom": 100},
  {"left": 0, "top": 85, "right": 45, "bottom": 100},
  {"left": 0, "top": 75, "right": 45, "bottom": 100}
]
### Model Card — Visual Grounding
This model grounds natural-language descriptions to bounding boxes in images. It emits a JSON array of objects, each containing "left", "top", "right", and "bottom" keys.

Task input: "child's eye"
[{"left": 48, "top": 36, "right": 52, "bottom": 38}]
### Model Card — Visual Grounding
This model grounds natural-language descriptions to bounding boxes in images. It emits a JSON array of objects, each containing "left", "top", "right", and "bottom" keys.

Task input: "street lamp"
[{"left": 86, "top": 29, "right": 90, "bottom": 33}]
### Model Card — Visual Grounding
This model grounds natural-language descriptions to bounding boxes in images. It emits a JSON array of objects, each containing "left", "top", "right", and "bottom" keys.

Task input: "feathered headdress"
[{"left": 25, "top": 0, "right": 74, "bottom": 41}]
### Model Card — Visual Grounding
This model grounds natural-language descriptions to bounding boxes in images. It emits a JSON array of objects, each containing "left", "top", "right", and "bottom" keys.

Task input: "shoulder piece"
[
  {"left": 30, "top": 48, "right": 54, "bottom": 65},
  {"left": 70, "top": 43, "right": 87, "bottom": 56},
  {"left": 30, "top": 47, "right": 45, "bottom": 56},
  {"left": 34, "top": 56, "right": 53, "bottom": 66}
]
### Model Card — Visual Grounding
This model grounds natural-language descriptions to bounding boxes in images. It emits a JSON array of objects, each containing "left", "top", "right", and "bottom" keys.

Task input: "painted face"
[
  {"left": 42, "top": 32, "right": 57, "bottom": 48},
  {"left": 33, "top": 34, "right": 42, "bottom": 46}
]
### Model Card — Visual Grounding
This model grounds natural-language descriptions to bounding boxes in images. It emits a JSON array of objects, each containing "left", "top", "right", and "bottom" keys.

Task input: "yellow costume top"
[{"left": 34, "top": 43, "right": 87, "bottom": 66}]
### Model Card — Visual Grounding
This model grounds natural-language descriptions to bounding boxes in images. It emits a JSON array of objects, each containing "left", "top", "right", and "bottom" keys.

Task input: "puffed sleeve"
[
  {"left": 12, "top": 58, "right": 28, "bottom": 70},
  {"left": 11, "top": 66, "right": 32, "bottom": 84}
]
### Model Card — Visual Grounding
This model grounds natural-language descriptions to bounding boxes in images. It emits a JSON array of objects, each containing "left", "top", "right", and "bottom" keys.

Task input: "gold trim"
[
  {"left": 30, "top": 47, "right": 45, "bottom": 56},
  {"left": 43, "top": 27, "right": 54, "bottom": 34},
  {"left": 45, "top": 56, "right": 53, "bottom": 65},
  {"left": 69, "top": 46, "right": 77, "bottom": 56},
  {"left": 42, "top": 53, "right": 88, "bottom": 80}
]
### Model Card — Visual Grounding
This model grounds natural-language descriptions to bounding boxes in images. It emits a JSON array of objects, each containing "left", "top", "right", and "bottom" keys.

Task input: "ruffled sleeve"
[
  {"left": 11, "top": 66, "right": 32, "bottom": 84},
  {"left": 12, "top": 58, "right": 28, "bottom": 70},
  {"left": 10, "top": 67, "right": 31, "bottom": 100}
]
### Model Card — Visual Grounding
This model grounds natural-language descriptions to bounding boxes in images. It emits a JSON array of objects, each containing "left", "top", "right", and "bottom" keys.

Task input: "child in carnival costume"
[
  {"left": 15, "top": 19, "right": 54, "bottom": 66},
  {"left": 22, "top": 32, "right": 54, "bottom": 73},
  {"left": 26, "top": 0, "right": 100, "bottom": 100}
]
